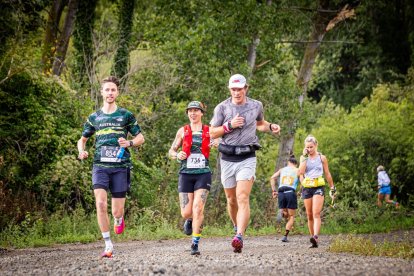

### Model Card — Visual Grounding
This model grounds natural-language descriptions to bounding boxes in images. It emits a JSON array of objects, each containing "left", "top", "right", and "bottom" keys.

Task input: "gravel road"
[{"left": 1, "top": 233, "right": 413, "bottom": 275}]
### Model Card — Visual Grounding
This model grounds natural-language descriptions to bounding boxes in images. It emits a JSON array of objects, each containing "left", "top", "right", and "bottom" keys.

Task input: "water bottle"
[{"left": 116, "top": 147, "right": 125, "bottom": 159}]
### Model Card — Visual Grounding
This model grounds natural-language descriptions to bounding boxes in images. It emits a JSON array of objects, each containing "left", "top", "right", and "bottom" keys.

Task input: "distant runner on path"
[
  {"left": 376, "top": 165, "right": 399, "bottom": 208},
  {"left": 298, "top": 135, "right": 334, "bottom": 248},
  {"left": 169, "top": 101, "right": 213, "bottom": 255},
  {"left": 77, "top": 76, "right": 145, "bottom": 258},
  {"left": 270, "top": 155, "right": 299, "bottom": 242},
  {"left": 210, "top": 74, "right": 281, "bottom": 253}
]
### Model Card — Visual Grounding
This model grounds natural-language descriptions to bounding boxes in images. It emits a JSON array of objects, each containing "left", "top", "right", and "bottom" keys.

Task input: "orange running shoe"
[{"left": 100, "top": 246, "right": 113, "bottom": 258}]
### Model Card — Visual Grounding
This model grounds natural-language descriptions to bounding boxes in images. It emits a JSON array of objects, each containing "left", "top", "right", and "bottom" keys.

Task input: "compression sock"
[
  {"left": 102, "top": 231, "right": 113, "bottom": 248},
  {"left": 285, "top": 229, "right": 290, "bottom": 237},
  {"left": 192, "top": 233, "right": 201, "bottom": 245}
]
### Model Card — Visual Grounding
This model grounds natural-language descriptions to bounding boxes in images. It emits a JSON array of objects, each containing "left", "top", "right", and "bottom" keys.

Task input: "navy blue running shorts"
[
  {"left": 302, "top": 186, "right": 325, "bottom": 199},
  {"left": 92, "top": 165, "right": 131, "bottom": 198},
  {"left": 278, "top": 188, "right": 298, "bottom": 209},
  {"left": 178, "top": 172, "right": 212, "bottom": 193}
]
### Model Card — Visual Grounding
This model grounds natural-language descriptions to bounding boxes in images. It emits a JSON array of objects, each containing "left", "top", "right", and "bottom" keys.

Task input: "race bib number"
[
  {"left": 100, "top": 146, "right": 121, "bottom": 162},
  {"left": 187, "top": 153, "right": 206, "bottom": 169},
  {"left": 281, "top": 176, "right": 294, "bottom": 186}
]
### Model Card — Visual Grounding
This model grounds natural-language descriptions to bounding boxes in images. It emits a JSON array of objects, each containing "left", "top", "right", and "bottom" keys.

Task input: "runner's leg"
[
  {"left": 312, "top": 194, "right": 324, "bottom": 237},
  {"left": 224, "top": 187, "right": 238, "bottom": 228},
  {"left": 235, "top": 178, "right": 254, "bottom": 236},
  {"left": 179, "top": 192, "right": 195, "bottom": 219},
  {"left": 377, "top": 193, "right": 384, "bottom": 207},
  {"left": 384, "top": 194, "right": 393, "bottom": 204},
  {"left": 95, "top": 189, "right": 110, "bottom": 232},
  {"left": 303, "top": 198, "right": 314, "bottom": 236},
  {"left": 286, "top": 209, "right": 296, "bottom": 231},
  {"left": 192, "top": 189, "right": 208, "bottom": 234},
  {"left": 112, "top": 197, "right": 126, "bottom": 220}
]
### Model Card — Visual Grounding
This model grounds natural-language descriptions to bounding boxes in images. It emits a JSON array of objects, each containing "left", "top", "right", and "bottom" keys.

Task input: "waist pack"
[
  {"left": 218, "top": 144, "right": 261, "bottom": 156},
  {"left": 302, "top": 177, "right": 325, "bottom": 188}
]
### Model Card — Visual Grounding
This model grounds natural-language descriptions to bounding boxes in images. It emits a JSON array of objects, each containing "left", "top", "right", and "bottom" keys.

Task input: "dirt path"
[{"left": 1, "top": 233, "right": 413, "bottom": 275}]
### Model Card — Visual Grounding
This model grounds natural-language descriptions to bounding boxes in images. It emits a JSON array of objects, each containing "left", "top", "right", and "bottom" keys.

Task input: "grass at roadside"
[
  {"left": 1, "top": 207, "right": 413, "bottom": 250},
  {"left": 329, "top": 234, "right": 414, "bottom": 259}
]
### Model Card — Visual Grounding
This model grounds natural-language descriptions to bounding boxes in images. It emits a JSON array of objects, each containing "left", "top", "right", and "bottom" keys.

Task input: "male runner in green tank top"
[{"left": 77, "top": 76, "right": 145, "bottom": 258}]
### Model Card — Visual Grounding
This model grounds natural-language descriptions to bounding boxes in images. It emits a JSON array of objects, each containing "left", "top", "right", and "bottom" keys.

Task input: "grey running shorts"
[{"left": 220, "top": 157, "right": 256, "bottom": 189}]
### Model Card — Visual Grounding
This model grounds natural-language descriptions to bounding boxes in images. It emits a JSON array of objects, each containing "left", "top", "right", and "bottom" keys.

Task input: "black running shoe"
[
  {"left": 183, "top": 219, "right": 192, "bottom": 236},
  {"left": 310, "top": 237, "right": 318, "bottom": 248},
  {"left": 191, "top": 243, "right": 200, "bottom": 255}
]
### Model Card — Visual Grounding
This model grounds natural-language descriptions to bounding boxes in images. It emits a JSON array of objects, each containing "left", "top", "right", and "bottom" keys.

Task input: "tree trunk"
[
  {"left": 72, "top": 0, "right": 98, "bottom": 91},
  {"left": 52, "top": 0, "right": 79, "bottom": 76},
  {"left": 275, "top": 1, "right": 357, "bottom": 169},
  {"left": 112, "top": 0, "right": 135, "bottom": 89},
  {"left": 247, "top": 34, "right": 260, "bottom": 77},
  {"left": 42, "top": 0, "right": 67, "bottom": 75}
]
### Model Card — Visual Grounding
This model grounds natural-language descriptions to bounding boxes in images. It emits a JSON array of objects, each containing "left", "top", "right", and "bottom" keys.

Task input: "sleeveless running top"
[
  {"left": 304, "top": 154, "right": 323, "bottom": 179},
  {"left": 279, "top": 166, "right": 299, "bottom": 190}
]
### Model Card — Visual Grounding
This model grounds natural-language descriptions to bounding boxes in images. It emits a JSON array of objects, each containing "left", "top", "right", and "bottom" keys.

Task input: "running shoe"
[
  {"left": 114, "top": 217, "right": 125, "bottom": 234},
  {"left": 309, "top": 236, "right": 318, "bottom": 248},
  {"left": 281, "top": 236, "right": 288, "bottom": 242},
  {"left": 231, "top": 236, "right": 243, "bottom": 253},
  {"left": 190, "top": 243, "right": 200, "bottom": 255},
  {"left": 183, "top": 219, "right": 193, "bottom": 236},
  {"left": 100, "top": 246, "right": 113, "bottom": 258}
]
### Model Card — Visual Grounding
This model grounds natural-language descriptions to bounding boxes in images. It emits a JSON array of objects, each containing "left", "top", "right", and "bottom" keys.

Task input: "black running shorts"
[
  {"left": 92, "top": 165, "right": 131, "bottom": 198},
  {"left": 301, "top": 186, "right": 325, "bottom": 199},
  {"left": 178, "top": 172, "right": 212, "bottom": 193},
  {"left": 278, "top": 188, "right": 298, "bottom": 209}
]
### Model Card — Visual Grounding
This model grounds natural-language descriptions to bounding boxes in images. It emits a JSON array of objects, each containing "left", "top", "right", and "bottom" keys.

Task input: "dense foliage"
[{"left": 0, "top": 0, "right": 413, "bottom": 239}]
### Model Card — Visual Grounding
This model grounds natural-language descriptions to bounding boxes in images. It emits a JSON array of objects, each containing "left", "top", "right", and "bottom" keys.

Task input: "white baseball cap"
[{"left": 228, "top": 74, "right": 247, "bottom": 88}]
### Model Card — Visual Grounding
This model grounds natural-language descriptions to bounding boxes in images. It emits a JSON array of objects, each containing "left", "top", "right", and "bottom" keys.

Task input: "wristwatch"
[{"left": 129, "top": 140, "right": 134, "bottom": 147}]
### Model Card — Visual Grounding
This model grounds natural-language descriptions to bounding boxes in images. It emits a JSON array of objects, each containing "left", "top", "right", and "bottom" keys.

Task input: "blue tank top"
[
  {"left": 305, "top": 154, "right": 323, "bottom": 179},
  {"left": 279, "top": 166, "right": 299, "bottom": 190}
]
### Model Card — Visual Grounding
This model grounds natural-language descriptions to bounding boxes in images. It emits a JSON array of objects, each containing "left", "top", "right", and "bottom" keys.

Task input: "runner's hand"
[
  {"left": 78, "top": 151, "right": 88, "bottom": 160},
  {"left": 329, "top": 187, "right": 336, "bottom": 198},
  {"left": 270, "top": 123, "right": 281, "bottom": 134},
  {"left": 177, "top": 151, "right": 187, "bottom": 160},
  {"left": 272, "top": 191, "right": 278, "bottom": 199},
  {"left": 231, "top": 113, "right": 245, "bottom": 128},
  {"left": 118, "top": 137, "right": 129, "bottom": 148}
]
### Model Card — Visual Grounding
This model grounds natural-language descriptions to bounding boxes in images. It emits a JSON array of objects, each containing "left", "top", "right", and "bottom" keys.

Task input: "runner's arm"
[
  {"left": 209, "top": 125, "right": 225, "bottom": 139},
  {"left": 77, "top": 136, "right": 89, "bottom": 160},
  {"left": 256, "top": 119, "right": 280, "bottom": 134},
  {"left": 321, "top": 155, "right": 334, "bottom": 189},
  {"left": 169, "top": 128, "right": 184, "bottom": 159},
  {"left": 270, "top": 170, "right": 281, "bottom": 197},
  {"left": 131, "top": 133, "right": 145, "bottom": 147}
]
